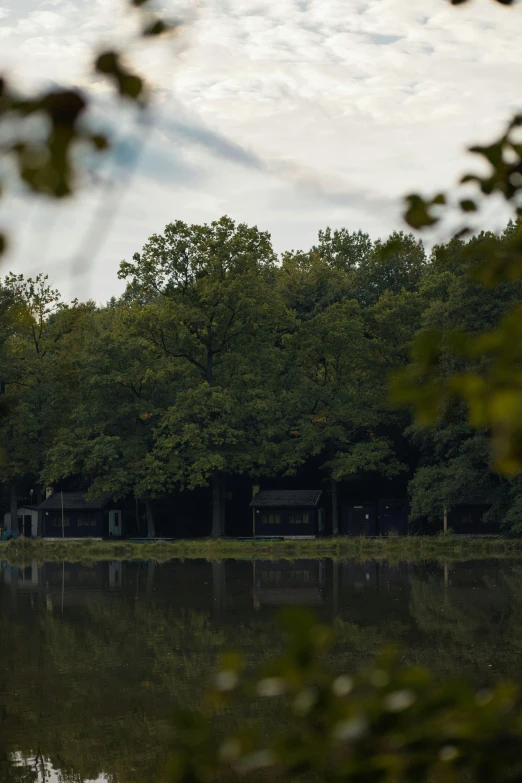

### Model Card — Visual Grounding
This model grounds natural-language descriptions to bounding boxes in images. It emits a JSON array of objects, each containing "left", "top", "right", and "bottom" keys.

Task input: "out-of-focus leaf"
[
  {"left": 460, "top": 198, "right": 477, "bottom": 213},
  {"left": 143, "top": 19, "right": 173, "bottom": 36},
  {"left": 168, "top": 609, "right": 522, "bottom": 783},
  {"left": 95, "top": 50, "right": 146, "bottom": 103},
  {"left": 404, "top": 194, "right": 444, "bottom": 230}
]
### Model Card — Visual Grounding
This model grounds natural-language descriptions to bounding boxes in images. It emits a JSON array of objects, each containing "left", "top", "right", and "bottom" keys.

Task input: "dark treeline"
[{"left": 2, "top": 215, "right": 522, "bottom": 536}]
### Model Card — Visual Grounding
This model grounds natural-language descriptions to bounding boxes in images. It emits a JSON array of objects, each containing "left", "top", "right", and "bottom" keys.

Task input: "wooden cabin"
[
  {"left": 341, "top": 499, "right": 410, "bottom": 536},
  {"left": 341, "top": 503, "right": 377, "bottom": 536},
  {"left": 378, "top": 499, "right": 410, "bottom": 535},
  {"left": 250, "top": 489, "right": 324, "bottom": 538},
  {"left": 39, "top": 492, "right": 123, "bottom": 539},
  {"left": 447, "top": 503, "right": 498, "bottom": 535}
]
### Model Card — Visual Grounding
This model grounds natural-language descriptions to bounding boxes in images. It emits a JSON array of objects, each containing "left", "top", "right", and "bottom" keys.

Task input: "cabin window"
[
  {"left": 262, "top": 511, "right": 280, "bottom": 525},
  {"left": 289, "top": 511, "right": 309, "bottom": 524},
  {"left": 289, "top": 570, "right": 311, "bottom": 583},
  {"left": 78, "top": 518, "right": 97, "bottom": 527},
  {"left": 262, "top": 570, "right": 282, "bottom": 584},
  {"left": 52, "top": 516, "right": 70, "bottom": 527}
]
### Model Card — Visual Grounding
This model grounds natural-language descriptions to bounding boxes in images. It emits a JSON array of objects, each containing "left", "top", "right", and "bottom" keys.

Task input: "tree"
[
  {"left": 0, "top": 275, "right": 88, "bottom": 533},
  {"left": 353, "top": 232, "right": 427, "bottom": 308},
  {"left": 276, "top": 237, "right": 425, "bottom": 533},
  {"left": 117, "top": 216, "right": 291, "bottom": 536},
  {"left": 398, "top": 113, "right": 522, "bottom": 477},
  {"left": 42, "top": 301, "right": 174, "bottom": 537},
  {"left": 395, "top": 228, "right": 522, "bottom": 532}
]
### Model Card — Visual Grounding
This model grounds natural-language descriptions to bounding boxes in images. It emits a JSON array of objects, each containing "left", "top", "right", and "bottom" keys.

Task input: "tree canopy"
[{"left": 2, "top": 215, "right": 522, "bottom": 535}]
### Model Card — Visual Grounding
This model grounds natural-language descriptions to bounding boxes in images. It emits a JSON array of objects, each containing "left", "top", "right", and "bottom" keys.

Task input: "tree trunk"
[
  {"left": 145, "top": 501, "right": 156, "bottom": 539},
  {"left": 332, "top": 559, "right": 340, "bottom": 619},
  {"left": 146, "top": 560, "right": 155, "bottom": 595},
  {"left": 10, "top": 482, "right": 18, "bottom": 534},
  {"left": 212, "top": 559, "right": 226, "bottom": 623},
  {"left": 211, "top": 470, "right": 224, "bottom": 538},
  {"left": 331, "top": 478, "right": 339, "bottom": 536},
  {"left": 221, "top": 473, "right": 226, "bottom": 533}
]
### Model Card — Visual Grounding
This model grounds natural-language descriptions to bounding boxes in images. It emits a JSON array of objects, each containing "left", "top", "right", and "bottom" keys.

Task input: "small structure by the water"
[
  {"left": 3, "top": 505, "right": 39, "bottom": 538},
  {"left": 39, "top": 492, "right": 123, "bottom": 539},
  {"left": 341, "top": 499, "right": 410, "bottom": 536},
  {"left": 250, "top": 489, "right": 324, "bottom": 538}
]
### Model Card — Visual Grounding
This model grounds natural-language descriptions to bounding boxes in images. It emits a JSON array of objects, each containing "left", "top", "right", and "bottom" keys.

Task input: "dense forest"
[{"left": 2, "top": 215, "right": 522, "bottom": 536}]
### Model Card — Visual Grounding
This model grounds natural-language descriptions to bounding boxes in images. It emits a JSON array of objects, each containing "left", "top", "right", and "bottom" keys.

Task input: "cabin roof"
[
  {"left": 250, "top": 489, "right": 322, "bottom": 508},
  {"left": 13, "top": 505, "right": 40, "bottom": 512},
  {"left": 39, "top": 492, "right": 113, "bottom": 511}
]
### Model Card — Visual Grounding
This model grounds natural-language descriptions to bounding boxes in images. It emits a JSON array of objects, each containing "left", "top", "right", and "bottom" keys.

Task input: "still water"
[{"left": 1, "top": 557, "right": 522, "bottom": 782}]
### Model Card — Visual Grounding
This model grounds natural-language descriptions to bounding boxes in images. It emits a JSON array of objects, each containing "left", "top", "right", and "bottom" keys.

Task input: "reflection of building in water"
[
  {"left": 109, "top": 560, "right": 123, "bottom": 588},
  {"left": 253, "top": 560, "right": 326, "bottom": 606},
  {"left": 1, "top": 560, "right": 39, "bottom": 588},
  {"left": 339, "top": 561, "right": 415, "bottom": 591},
  {"left": 0, "top": 560, "right": 126, "bottom": 606}
]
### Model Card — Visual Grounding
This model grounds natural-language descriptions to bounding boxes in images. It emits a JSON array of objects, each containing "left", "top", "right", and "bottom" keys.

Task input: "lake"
[{"left": 1, "top": 557, "right": 522, "bottom": 782}]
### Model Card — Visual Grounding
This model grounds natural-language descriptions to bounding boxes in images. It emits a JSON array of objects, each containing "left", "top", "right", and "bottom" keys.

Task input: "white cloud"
[{"left": 0, "top": 0, "right": 521, "bottom": 301}]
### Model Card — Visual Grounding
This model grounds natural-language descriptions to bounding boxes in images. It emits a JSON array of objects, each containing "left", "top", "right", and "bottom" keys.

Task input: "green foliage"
[
  {"left": 392, "top": 225, "right": 522, "bottom": 476},
  {"left": 0, "top": 274, "right": 90, "bottom": 502},
  {"left": 404, "top": 114, "right": 522, "bottom": 233},
  {"left": 398, "top": 100, "right": 522, "bottom": 478},
  {"left": 168, "top": 608, "right": 522, "bottom": 782},
  {"left": 0, "top": 0, "right": 179, "bottom": 254},
  {"left": 0, "top": 82, "right": 106, "bottom": 200},
  {"left": 6, "top": 210, "right": 522, "bottom": 535}
]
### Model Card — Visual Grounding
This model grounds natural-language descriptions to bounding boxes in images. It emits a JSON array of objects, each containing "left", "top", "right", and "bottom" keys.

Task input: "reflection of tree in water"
[
  {"left": 407, "top": 562, "right": 522, "bottom": 681},
  {"left": 0, "top": 596, "right": 224, "bottom": 781},
  {"left": 4, "top": 559, "right": 522, "bottom": 781},
  {"left": 0, "top": 571, "right": 287, "bottom": 783},
  {"left": 329, "top": 617, "right": 410, "bottom": 675}
]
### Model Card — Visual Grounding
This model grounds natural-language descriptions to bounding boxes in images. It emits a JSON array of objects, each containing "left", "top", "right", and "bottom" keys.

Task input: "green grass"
[{"left": 2, "top": 535, "right": 522, "bottom": 564}]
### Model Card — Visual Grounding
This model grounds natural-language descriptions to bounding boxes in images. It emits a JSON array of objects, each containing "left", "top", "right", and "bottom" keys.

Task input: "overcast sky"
[{"left": 1, "top": 0, "right": 521, "bottom": 302}]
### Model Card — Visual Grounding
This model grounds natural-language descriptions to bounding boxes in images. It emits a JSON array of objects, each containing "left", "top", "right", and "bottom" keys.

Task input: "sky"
[{"left": 0, "top": 0, "right": 521, "bottom": 302}]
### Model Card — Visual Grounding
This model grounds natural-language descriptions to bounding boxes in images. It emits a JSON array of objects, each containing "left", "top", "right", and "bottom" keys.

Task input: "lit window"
[
  {"left": 262, "top": 511, "right": 280, "bottom": 525},
  {"left": 289, "top": 511, "right": 308, "bottom": 524}
]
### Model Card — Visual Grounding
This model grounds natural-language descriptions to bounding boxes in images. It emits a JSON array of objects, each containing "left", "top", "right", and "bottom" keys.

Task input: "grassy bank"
[{"left": 2, "top": 535, "right": 522, "bottom": 564}]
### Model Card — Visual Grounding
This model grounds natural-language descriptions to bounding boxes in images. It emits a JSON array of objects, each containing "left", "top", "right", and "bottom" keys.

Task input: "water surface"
[{"left": 1, "top": 557, "right": 521, "bottom": 782}]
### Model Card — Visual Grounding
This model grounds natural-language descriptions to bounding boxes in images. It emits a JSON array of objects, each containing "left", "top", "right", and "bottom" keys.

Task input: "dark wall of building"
[
  {"left": 341, "top": 504, "right": 377, "bottom": 536},
  {"left": 43, "top": 509, "right": 104, "bottom": 538},
  {"left": 341, "top": 500, "right": 410, "bottom": 536},
  {"left": 254, "top": 508, "right": 317, "bottom": 537},
  {"left": 448, "top": 505, "right": 497, "bottom": 535}
]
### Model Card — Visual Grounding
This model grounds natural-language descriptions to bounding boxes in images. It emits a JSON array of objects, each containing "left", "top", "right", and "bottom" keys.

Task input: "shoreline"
[{"left": 1, "top": 535, "right": 522, "bottom": 563}]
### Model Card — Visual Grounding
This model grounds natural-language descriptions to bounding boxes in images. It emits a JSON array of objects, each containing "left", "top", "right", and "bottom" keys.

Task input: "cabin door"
[
  {"left": 341, "top": 504, "right": 377, "bottom": 536},
  {"left": 23, "top": 515, "right": 32, "bottom": 538},
  {"left": 109, "top": 510, "right": 122, "bottom": 538}
]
